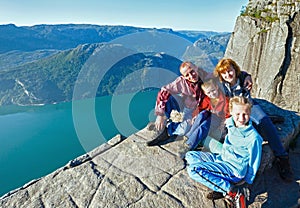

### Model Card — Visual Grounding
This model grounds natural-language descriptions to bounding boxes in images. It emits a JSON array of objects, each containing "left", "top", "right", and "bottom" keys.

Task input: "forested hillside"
[{"left": 0, "top": 24, "right": 230, "bottom": 106}]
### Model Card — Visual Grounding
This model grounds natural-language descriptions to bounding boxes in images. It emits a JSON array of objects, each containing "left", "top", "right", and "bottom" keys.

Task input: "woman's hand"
[{"left": 244, "top": 75, "right": 253, "bottom": 91}]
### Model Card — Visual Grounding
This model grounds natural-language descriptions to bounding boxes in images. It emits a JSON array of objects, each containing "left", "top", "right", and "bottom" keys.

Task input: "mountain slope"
[
  {"left": 0, "top": 43, "right": 182, "bottom": 106},
  {"left": 0, "top": 24, "right": 231, "bottom": 106}
]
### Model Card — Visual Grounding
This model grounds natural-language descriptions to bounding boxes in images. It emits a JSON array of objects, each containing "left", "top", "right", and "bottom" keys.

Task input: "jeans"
[
  {"left": 185, "top": 110, "right": 211, "bottom": 150},
  {"left": 186, "top": 151, "right": 242, "bottom": 195},
  {"left": 251, "top": 103, "right": 287, "bottom": 157}
]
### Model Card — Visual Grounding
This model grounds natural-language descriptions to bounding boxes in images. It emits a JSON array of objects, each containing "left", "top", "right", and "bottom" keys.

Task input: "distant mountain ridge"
[
  {"left": 0, "top": 24, "right": 228, "bottom": 53},
  {"left": 0, "top": 24, "right": 231, "bottom": 106}
]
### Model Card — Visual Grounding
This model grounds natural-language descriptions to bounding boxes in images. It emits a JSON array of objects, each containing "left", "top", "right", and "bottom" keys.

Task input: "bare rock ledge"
[{"left": 1, "top": 99, "right": 300, "bottom": 208}]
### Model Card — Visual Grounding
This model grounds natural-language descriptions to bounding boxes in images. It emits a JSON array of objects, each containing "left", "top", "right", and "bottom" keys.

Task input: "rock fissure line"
[
  {"left": 88, "top": 180, "right": 102, "bottom": 207},
  {"left": 67, "top": 194, "right": 79, "bottom": 208},
  {"left": 89, "top": 161, "right": 104, "bottom": 179},
  {"left": 275, "top": 16, "right": 294, "bottom": 96},
  {"left": 37, "top": 197, "right": 46, "bottom": 208},
  {"left": 127, "top": 193, "right": 148, "bottom": 207},
  {"left": 154, "top": 168, "right": 185, "bottom": 192},
  {"left": 161, "top": 190, "right": 185, "bottom": 207},
  {"left": 132, "top": 174, "right": 156, "bottom": 194}
]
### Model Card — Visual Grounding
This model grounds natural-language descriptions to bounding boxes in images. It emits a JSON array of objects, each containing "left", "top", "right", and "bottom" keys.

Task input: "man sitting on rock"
[{"left": 146, "top": 61, "right": 209, "bottom": 146}]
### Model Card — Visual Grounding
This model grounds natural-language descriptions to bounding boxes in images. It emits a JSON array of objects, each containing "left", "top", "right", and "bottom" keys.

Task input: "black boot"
[
  {"left": 147, "top": 128, "right": 170, "bottom": 146},
  {"left": 206, "top": 191, "right": 224, "bottom": 200},
  {"left": 275, "top": 155, "right": 294, "bottom": 182}
]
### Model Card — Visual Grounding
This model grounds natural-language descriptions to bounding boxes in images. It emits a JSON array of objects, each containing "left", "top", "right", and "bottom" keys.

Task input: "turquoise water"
[{"left": 0, "top": 90, "right": 157, "bottom": 197}]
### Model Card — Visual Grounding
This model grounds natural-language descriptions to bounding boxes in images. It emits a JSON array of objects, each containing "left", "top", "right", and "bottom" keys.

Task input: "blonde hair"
[
  {"left": 214, "top": 58, "right": 241, "bottom": 82},
  {"left": 201, "top": 78, "right": 218, "bottom": 91},
  {"left": 229, "top": 96, "right": 252, "bottom": 114}
]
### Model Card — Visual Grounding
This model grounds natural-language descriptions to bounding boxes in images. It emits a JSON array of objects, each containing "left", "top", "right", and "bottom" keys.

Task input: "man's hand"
[{"left": 155, "top": 115, "right": 166, "bottom": 131}]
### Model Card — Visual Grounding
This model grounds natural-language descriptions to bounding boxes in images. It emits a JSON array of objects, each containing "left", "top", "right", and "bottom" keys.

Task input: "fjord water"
[{"left": 0, "top": 90, "right": 157, "bottom": 197}]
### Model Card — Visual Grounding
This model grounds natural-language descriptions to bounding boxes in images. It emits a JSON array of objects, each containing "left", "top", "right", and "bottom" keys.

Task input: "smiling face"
[
  {"left": 220, "top": 66, "right": 237, "bottom": 86},
  {"left": 214, "top": 58, "right": 241, "bottom": 85},
  {"left": 231, "top": 103, "right": 251, "bottom": 127},
  {"left": 202, "top": 83, "right": 219, "bottom": 99},
  {"left": 229, "top": 96, "right": 252, "bottom": 128},
  {"left": 180, "top": 62, "right": 199, "bottom": 83}
]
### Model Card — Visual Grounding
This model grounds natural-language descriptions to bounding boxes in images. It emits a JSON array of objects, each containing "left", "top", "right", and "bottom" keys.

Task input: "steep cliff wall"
[{"left": 225, "top": 0, "right": 300, "bottom": 112}]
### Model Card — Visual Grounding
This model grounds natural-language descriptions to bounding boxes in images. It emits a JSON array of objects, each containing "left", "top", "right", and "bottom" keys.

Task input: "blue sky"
[{"left": 0, "top": 0, "right": 248, "bottom": 32}]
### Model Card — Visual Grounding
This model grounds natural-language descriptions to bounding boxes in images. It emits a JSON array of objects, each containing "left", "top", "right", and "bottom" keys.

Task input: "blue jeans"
[
  {"left": 185, "top": 110, "right": 211, "bottom": 150},
  {"left": 186, "top": 151, "right": 242, "bottom": 195},
  {"left": 251, "top": 102, "right": 287, "bottom": 157}
]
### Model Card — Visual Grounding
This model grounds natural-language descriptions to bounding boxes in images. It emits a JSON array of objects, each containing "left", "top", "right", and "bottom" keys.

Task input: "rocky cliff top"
[
  {"left": 1, "top": 99, "right": 299, "bottom": 208},
  {"left": 247, "top": 0, "right": 300, "bottom": 19},
  {"left": 226, "top": 0, "right": 300, "bottom": 112}
]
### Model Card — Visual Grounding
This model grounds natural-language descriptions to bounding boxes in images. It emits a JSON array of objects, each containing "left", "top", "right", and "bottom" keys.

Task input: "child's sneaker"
[{"left": 224, "top": 188, "right": 248, "bottom": 208}]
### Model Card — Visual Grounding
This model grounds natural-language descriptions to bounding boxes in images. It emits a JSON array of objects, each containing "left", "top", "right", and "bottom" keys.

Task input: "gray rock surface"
[
  {"left": 0, "top": 100, "right": 299, "bottom": 208},
  {"left": 225, "top": 0, "right": 300, "bottom": 112}
]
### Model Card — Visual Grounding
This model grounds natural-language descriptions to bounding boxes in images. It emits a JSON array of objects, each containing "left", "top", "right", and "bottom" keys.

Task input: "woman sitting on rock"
[{"left": 214, "top": 58, "right": 293, "bottom": 182}]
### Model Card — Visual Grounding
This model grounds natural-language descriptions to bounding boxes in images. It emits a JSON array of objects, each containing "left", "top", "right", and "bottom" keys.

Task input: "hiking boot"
[
  {"left": 206, "top": 191, "right": 224, "bottom": 200},
  {"left": 275, "top": 155, "right": 294, "bottom": 182},
  {"left": 147, "top": 127, "right": 169, "bottom": 146},
  {"left": 225, "top": 189, "right": 247, "bottom": 208}
]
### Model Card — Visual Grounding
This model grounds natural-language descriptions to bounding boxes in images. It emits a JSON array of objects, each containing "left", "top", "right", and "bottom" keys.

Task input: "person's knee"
[
  {"left": 257, "top": 116, "right": 275, "bottom": 131},
  {"left": 250, "top": 104, "right": 267, "bottom": 124}
]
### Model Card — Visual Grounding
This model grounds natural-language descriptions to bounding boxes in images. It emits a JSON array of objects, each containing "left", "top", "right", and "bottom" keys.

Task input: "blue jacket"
[
  {"left": 222, "top": 71, "right": 252, "bottom": 100},
  {"left": 216, "top": 117, "right": 263, "bottom": 184}
]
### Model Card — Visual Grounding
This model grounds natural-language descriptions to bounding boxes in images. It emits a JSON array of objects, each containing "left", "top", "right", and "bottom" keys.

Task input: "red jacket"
[{"left": 193, "top": 90, "right": 230, "bottom": 119}]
